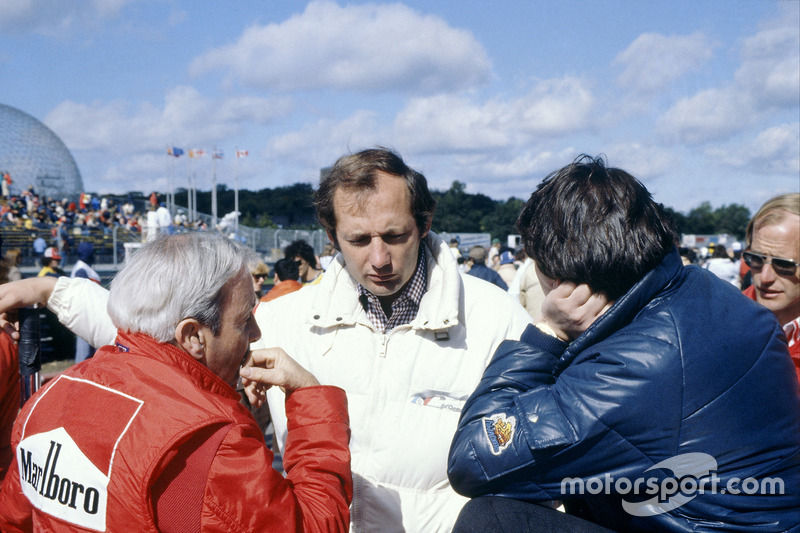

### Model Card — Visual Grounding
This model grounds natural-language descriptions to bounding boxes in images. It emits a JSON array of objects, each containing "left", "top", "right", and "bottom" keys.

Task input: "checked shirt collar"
[{"left": 357, "top": 245, "right": 427, "bottom": 333}]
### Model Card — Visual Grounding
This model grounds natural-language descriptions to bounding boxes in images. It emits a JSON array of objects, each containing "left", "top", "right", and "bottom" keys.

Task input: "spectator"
[
  {"left": 742, "top": 192, "right": 800, "bottom": 381},
  {"left": 4, "top": 249, "right": 22, "bottom": 282},
  {"left": 319, "top": 242, "right": 336, "bottom": 271},
  {"left": 448, "top": 155, "right": 800, "bottom": 531},
  {"left": 495, "top": 248, "right": 518, "bottom": 287},
  {"left": 145, "top": 204, "right": 159, "bottom": 242},
  {"left": 465, "top": 245, "right": 508, "bottom": 290},
  {"left": 487, "top": 237, "right": 501, "bottom": 267},
  {"left": 261, "top": 257, "right": 303, "bottom": 303},
  {"left": 156, "top": 202, "right": 172, "bottom": 235},
  {"left": 250, "top": 261, "right": 270, "bottom": 298},
  {"left": 702, "top": 244, "right": 739, "bottom": 286},
  {"left": 37, "top": 247, "right": 63, "bottom": 278},
  {"left": 0, "top": 233, "right": 352, "bottom": 532},
  {"left": 31, "top": 234, "right": 46, "bottom": 257},
  {"left": 517, "top": 258, "right": 545, "bottom": 319},
  {"left": 284, "top": 240, "right": 322, "bottom": 285},
  {"left": 70, "top": 242, "right": 102, "bottom": 363},
  {"left": 448, "top": 237, "right": 463, "bottom": 260}
]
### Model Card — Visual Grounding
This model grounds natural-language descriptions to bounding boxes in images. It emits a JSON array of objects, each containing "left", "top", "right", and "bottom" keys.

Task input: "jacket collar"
[
  {"left": 554, "top": 248, "right": 685, "bottom": 375},
  {"left": 304, "top": 231, "right": 462, "bottom": 332},
  {"left": 112, "top": 331, "right": 240, "bottom": 401}
]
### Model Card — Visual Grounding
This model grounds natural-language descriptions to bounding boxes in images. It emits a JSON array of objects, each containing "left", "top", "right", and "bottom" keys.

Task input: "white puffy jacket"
[{"left": 253, "top": 232, "right": 531, "bottom": 533}]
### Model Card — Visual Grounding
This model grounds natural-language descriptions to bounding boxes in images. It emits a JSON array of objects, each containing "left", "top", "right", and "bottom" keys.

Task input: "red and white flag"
[{"left": 236, "top": 150, "right": 248, "bottom": 158}]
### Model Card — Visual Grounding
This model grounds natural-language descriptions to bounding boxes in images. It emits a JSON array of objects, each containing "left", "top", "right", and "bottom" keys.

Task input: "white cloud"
[
  {"left": 189, "top": 0, "right": 490, "bottom": 94},
  {"left": 613, "top": 32, "right": 717, "bottom": 93},
  {"left": 0, "top": 0, "right": 137, "bottom": 33},
  {"left": 394, "top": 77, "right": 595, "bottom": 153},
  {"left": 657, "top": 87, "right": 752, "bottom": 145},
  {"left": 45, "top": 86, "right": 292, "bottom": 154},
  {"left": 706, "top": 123, "right": 800, "bottom": 175},
  {"left": 735, "top": 8, "right": 800, "bottom": 109},
  {"left": 656, "top": 4, "right": 798, "bottom": 147}
]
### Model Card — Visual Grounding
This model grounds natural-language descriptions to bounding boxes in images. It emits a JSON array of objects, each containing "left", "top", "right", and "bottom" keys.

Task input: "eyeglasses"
[
  {"left": 252, "top": 274, "right": 267, "bottom": 280},
  {"left": 742, "top": 251, "right": 800, "bottom": 276}
]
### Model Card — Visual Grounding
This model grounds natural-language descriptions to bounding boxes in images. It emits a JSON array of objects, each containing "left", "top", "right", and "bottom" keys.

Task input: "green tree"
[{"left": 712, "top": 204, "right": 751, "bottom": 239}]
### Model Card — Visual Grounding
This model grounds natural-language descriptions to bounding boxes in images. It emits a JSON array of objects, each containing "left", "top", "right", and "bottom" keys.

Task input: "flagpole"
[
  {"left": 187, "top": 155, "right": 193, "bottom": 223},
  {"left": 165, "top": 146, "right": 171, "bottom": 212},
  {"left": 235, "top": 148, "right": 240, "bottom": 234},
  {"left": 211, "top": 146, "right": 218, "bottom": 230}
]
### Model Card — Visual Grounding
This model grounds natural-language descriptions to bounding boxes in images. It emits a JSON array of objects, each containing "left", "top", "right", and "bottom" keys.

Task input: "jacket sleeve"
[
  {"left": 448, "top": 324, "right": 573, "bottom": 499},
  {"left": 203, "top": 385, "right": 352, "bottom": 533},
  {"left": 449, "top": 320, "right": 686, "bottom": 501},
  {"left": 0, "top": 398, "right": 33, "bottom": 532},
  {"left": 48, "top": 277, "right": 116, "bottom": 348}
]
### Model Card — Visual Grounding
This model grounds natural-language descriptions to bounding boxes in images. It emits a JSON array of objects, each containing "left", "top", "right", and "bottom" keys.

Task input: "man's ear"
[
  {"left": 420, "top": 218, "right": 432, "bottom": 240},
  {"left": 175, "top": 318, "right": 205, "bottom": 361},
  {"left": 326, "top": 230, "right": 340, "bottom": 251}
]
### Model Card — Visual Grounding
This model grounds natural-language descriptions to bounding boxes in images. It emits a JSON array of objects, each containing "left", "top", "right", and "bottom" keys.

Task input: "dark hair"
[
  {"left": 711, "top": 244, "right": 732, "bottom": 261},
  {"left": 517, "top": 154, "right": 677, "bottom": 300},
  {"left": 274, "top": 257, "right": 300, "bottom": 282},
  {"left": 313, "top": 148, "right": 436, "bottom": 247},
  {"left": 284, "top": 240, "right": 317, "bottom": 267}
]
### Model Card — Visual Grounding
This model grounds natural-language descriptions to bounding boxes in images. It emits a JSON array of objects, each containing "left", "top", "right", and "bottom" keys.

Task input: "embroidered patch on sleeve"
[{"left": 482, "top": 414, "right": 516, "bottom": 455}]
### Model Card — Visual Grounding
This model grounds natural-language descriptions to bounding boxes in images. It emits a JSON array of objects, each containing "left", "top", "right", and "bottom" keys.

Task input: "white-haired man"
[{"left": 0, "top": 233, "right": 352, "bottom": 532}]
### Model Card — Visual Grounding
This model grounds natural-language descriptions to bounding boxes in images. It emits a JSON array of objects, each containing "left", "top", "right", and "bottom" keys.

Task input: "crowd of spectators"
[{"left": 0, "top": 187, "right": 204, "bottom": 261}]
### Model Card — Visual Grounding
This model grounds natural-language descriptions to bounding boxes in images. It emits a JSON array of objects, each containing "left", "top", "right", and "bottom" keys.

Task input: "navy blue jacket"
[
  {"left": 448, "top": 249, "right": 800, "bottom": 531},
  {"left": 466, "top": 263, "right": 508, "bottom": 290}
]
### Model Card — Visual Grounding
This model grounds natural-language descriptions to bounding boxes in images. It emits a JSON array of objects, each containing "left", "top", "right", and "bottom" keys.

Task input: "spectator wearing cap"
[
  {"left": 495, "top": 248, "right": 518, "bottom": 287},
  {"left": 37, "top": 247, "right": 64, "bottom": 278},
  {"left": 71, "top": 242, "right": 102, "bottom": 363},
  {"left": 465, "top": 246, "right": 508, "bottom": 290}
]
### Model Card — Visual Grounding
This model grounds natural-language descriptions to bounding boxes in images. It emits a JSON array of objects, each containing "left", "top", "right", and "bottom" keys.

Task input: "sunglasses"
[{"left": 742, "top": 251, "right": 800, "bottom": 276}]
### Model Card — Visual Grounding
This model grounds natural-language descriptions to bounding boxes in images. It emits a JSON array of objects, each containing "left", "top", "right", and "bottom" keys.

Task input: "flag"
[
  {"left": 168, "top": 146, "right": 184, "bottom": 157},
  {"left": 213, "top": 149, "right": 224, "bottom": 159},
  {"left": 236, "top": 150, "right": 248, "bottom": 158},
  {"left": 189, "top": 149, "right": 206, "bottom": 158}
]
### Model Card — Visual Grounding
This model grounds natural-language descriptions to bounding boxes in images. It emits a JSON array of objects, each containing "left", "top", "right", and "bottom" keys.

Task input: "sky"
[{"left": 1, "top": 0, "right": 798, "bottom": 214}]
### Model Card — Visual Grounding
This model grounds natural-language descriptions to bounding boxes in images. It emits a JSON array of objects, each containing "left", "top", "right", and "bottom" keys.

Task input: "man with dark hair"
[
  {"left": 261, "top": 257, "right": 303, "bottom": 303},
  {"left": 448, "top": 155, "right": 800, "bottom": 531},
  {"left": 284, "top": 239, "right": 323, "bottom": 285}
]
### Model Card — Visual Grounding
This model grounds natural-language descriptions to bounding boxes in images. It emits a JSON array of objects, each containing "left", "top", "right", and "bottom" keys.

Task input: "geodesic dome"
[{"left": 0, "top": 103, "right": 83, "bottom": 199}]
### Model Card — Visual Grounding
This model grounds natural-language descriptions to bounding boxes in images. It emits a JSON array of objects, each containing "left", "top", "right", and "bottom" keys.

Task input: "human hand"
[
  {"left": 540, "top": 281, "right": 613, "bottom": 341},
  {"left": 240, "top": 347, "right": 320, "bottom": 406},
  {"left": 0, "top": 277, "right": 59, "bottom": 341}
]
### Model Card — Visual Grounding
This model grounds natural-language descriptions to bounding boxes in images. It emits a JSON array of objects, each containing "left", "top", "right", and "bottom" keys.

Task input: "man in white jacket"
[
  {"left": 1, "top": 148, "right": 531, "bottom": 533},
  {"left": 246, "top": 149, "right": 531, "bottom": 532}
]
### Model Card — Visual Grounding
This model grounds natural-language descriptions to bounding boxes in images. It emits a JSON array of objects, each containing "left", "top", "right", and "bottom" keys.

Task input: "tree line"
[{"left": 173, "top": 181, "right": 753, "bottom": 240}]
